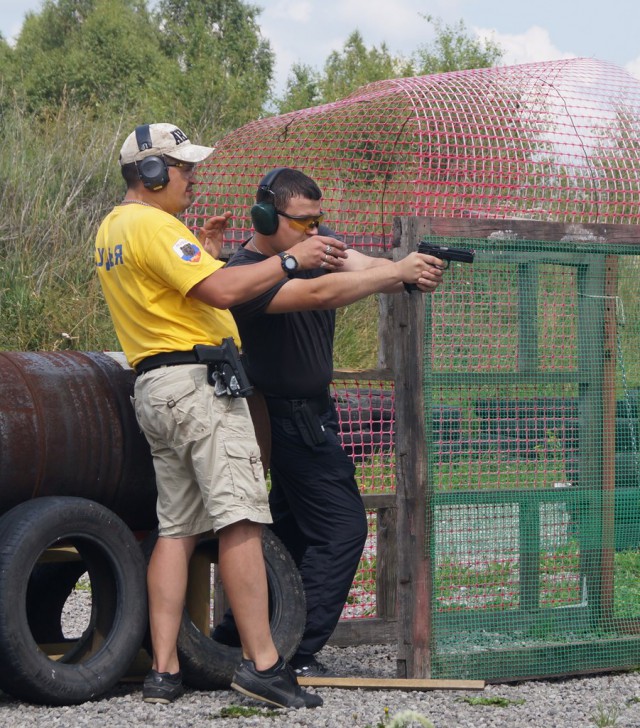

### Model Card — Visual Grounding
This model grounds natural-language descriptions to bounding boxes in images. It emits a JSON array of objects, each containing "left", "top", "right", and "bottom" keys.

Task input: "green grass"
[
  {"left": 434, "top": 540, "right": 640, "bottom": 616},
  {"left": 218, "top": 705, "right": 280, "bottom": 718},
  {"left": 0, "top": 99, "right": 384, "bottom": 360},
  {"left": 346, "top": 548, "right": 378, "bottom": 617},
  {"left": 334, "top": 296, "right": 380, "bottom": 369},
  {"left": 355, "top": 451, "right": 395, "bottom": 493},
  {"left": 614, "top": 550, "right": 640, "bottom": 618},
  {"left": 352, "top": 441, "right": 640, "bottom": 620},
  {"left": 0, "top": 101, "right": 126, "bottom": 352},
  {"left": 435, "top": 456, "right": 568, "bottom": 491},
  {"left": 591, "top": 703, "right": 621, "bottom": 727}
]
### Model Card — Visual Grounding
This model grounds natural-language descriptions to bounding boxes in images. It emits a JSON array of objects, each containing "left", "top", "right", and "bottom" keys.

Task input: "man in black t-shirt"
[{"left": 218, "top": 168, "right": 444, "bottom": 677}]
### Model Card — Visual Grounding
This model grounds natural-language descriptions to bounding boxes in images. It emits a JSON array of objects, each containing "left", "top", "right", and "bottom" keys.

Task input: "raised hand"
[{"left": 199, "top": 211, "right": 233, "bottom": 259}]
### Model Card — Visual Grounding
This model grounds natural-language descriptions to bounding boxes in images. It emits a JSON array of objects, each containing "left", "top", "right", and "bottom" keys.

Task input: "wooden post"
[
  {"left": 390, "top": 217, "right": 432, "bottom": 679},
  {"left": 377, "top": 294, "right": 396, "bottom": 370},
  {"left": 376, "top": 500, "right": 398, "bottom": 622}
]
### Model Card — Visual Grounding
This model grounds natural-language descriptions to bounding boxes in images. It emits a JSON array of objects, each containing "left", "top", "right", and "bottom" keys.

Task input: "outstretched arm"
[
  {"left": 264, "top": 252, "right": 445, "bottom": 313},
  {"left": 340, "top": 248, "right": 444, "bottom": 293},
  {"left": 188, "top": 235, "right": 349, "bottom": 309}
]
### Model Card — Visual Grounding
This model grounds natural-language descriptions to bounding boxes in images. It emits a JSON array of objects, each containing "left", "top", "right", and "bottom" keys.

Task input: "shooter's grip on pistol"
[{"left": 404, "top": 242, "right": 475, "bottom": 293}]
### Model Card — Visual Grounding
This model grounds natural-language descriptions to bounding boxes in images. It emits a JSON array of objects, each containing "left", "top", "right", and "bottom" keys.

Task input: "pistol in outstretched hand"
[{"left": 405, "top": 241, "right": 475, "bottom": 292}]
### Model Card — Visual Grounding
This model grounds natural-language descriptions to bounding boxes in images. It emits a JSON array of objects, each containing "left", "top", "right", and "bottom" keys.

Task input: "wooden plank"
[
  {"left": 38, "top": 642, "right": 70, "bottom": 659},
  {"left": 296, "top": 676, "right": 484, "bottom": 691},
  {"left": 393, "top": 217, "right": 640, "bottom": 246},
  {"left": 361, "top": 493, "right": 396, "bottom": 510},
  {"left": 391, "top": 217, "right": 432, "bottom": 679},
  {"left": 377, "top": 506, "right": 398, "bottom": 621},
  {"left": 377, "top": 293, "right": 397, "bottom": 371},
  {"left": 333, "top": 368, "right": 394, "bottom": 381},
  {"left": 38, "top": 546, "right": 81, "bottom": 563},
  {"left": 121, "top": 649, "right": 153, "bottom": 681}
]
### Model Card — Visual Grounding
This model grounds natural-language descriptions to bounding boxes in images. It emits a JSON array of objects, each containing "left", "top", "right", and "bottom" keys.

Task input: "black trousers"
[{"left": 268, "top": 403, "right": 368, "bottom": 660}]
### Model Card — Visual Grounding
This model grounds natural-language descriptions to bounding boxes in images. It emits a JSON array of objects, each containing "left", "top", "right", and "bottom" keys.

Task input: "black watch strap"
[{"left": 278, "top": 252, "right": 298, "bottom": 278}]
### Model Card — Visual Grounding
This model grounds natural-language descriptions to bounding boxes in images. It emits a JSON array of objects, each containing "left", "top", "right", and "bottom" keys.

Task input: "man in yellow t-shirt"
[{"left": 95, "top": 123, "right": 344, "bottom": 709}]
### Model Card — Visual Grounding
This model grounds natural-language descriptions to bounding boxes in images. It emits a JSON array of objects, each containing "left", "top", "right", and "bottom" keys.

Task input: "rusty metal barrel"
[{"left": 0, "top": 351, "right": 157, "bottom": 530}]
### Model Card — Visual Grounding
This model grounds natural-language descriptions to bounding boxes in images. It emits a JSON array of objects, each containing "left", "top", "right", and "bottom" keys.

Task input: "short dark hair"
[
  {"left": 267, "top": 168, "right": 322, "bottom": 210},
  {"left": 120, "top": 162, "right": 140, "bottom": 187}
]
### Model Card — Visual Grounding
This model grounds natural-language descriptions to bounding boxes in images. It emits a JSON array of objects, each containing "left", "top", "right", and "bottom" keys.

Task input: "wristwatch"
[{"left": 278, "top": 252, "right": 299, "bottom": 278}]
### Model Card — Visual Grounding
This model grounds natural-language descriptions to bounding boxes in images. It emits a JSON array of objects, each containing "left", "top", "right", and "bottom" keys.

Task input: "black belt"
[
  {"left": 264, "top": 391, "right": 332, "bottom": 418},
  {"left": 136, "top": 350, "right": 203, "bottom": 375}
]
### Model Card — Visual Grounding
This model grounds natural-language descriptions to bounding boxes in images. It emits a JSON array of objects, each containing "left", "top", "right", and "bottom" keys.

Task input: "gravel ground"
[{"left": 2, "top": 643, "right": 640, "bottom": 727}]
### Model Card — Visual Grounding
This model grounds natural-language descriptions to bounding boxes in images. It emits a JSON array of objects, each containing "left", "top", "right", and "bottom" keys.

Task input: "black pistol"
[
  {"left": 194, "top": 338, "right": 253, "bottom": 397},
  {"left": 405, "top": 241, "right": 475, "bottom": 292}
]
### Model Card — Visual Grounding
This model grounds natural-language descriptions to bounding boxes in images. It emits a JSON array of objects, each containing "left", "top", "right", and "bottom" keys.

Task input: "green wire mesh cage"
[{"left": 193, "top": 57, "right": 640, "bottom": 680}]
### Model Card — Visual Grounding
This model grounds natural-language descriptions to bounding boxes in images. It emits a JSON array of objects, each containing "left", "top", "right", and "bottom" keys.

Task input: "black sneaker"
[
  {"left": 291, "top": 656, "right": 335, "bottom": 678},
  {"left": 231, "top": 657, "right": 323, "bottom": 709},
  {"left": 142, "top": 669, "right": 184, "bottom": 704}
]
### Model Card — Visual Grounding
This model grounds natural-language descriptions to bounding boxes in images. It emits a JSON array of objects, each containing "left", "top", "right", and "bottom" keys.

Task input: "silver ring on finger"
[
  {"left": 323, "top": 254, "right": 328, "bottom": 262},
  {"left": 325, "top": 245, "right": 332, "bottom": 254}
]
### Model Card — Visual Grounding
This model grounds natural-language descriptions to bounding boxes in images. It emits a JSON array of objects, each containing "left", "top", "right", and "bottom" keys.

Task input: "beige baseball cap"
[{"left": 119, "top": 123, "right": 214, "bottom": 166}]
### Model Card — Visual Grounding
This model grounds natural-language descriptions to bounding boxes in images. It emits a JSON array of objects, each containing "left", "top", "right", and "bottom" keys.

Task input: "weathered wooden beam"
[
  {"left": 389, "top": 216, "right": 432, "bottom": 679},
  {"left": 297, "top": 676, "right": 485, "bottom": 691},
  {"left": 332, "top": 368, "right": 394, "bottom": 381},
  {"left": 393, "top": 216, "right": 640, "bottom": 246}
]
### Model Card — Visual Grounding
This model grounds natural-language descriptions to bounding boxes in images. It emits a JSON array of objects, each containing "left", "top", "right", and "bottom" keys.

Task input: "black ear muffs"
[
  {"left": 135, "top": 124, "right": 169, "bottom": 191},
  {"left": 250, "top": 167, "right": 288, "bottom": 235}
]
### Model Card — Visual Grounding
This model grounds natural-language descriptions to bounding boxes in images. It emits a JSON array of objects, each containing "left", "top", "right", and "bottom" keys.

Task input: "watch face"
[{"left": 284, "top": 256, "right": 297, "bottom": 271}]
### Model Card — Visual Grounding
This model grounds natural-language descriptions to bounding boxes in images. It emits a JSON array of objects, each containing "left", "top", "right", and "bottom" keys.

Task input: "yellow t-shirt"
[{"left": 95, "top": 204, "right": 239, "bottom": 368}]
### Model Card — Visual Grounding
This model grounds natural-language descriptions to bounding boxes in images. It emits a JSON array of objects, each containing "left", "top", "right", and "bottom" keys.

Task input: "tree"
[
  {"left": 4, "top": 0, "right": 274, "bottom": 135},
  {"left": 275, "top": 17, "right": 503, "bottom": 115},
  {"left": 276, "top": 30, "right": 412, "bottom": 113},
  {"left": 156, "top": 0, "right": 275, "bottom": 132},
  {"left": 319, "top": 30, "right": 413, "bottom": 104},
  {"left": 9, "top": 0, "right": 173, "bottom": 118},
  {"left": 413, "top": 15, "right": 503, "bottom": 75},
  {"left": 0, "top": 35, "right": 14, "bottom": 92},
  {"left": 277, "top": 63, "right": 322, "bottom": 115}
]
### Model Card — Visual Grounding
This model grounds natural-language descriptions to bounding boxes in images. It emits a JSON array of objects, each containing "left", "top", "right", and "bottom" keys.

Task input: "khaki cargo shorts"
[{"left": 132, "top": 363, "right": 272, "bottom": 537}]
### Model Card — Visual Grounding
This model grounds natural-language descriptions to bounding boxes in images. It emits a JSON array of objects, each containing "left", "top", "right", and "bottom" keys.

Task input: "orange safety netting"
[
  {"left": 190, "top": 57, "right": 640, "bottom": 248},
  {"left": 189, "top": 58, "right": 640, "bottom": 630}
]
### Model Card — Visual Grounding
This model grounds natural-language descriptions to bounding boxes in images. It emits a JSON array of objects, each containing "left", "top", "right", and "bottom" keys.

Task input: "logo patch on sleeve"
[{"left": 173, "top": 239, "right": 202, "bottom": 262}]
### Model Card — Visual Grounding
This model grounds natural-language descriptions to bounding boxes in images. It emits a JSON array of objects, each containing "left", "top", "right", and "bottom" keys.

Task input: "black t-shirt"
[{"left": 227, "top": 237, "right": 336, "bottom": 399}]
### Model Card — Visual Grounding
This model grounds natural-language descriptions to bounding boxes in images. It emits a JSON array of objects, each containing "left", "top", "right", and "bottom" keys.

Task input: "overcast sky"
[{"left": 2, "top": 0, "right": 639, "bottom": 93}]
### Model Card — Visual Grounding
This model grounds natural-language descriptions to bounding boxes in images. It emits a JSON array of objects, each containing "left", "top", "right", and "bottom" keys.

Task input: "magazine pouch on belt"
[{"left": 292, "top": 400, "right": 327, "bottom": 447}]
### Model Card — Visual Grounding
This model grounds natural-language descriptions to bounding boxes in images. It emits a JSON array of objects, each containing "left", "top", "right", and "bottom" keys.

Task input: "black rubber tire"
[
  {"left": 0, "top": 496, "right": 148, "bottom": 705},
  {"left": 143, "top": 527, "right": 306, "bottom": 690}
]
